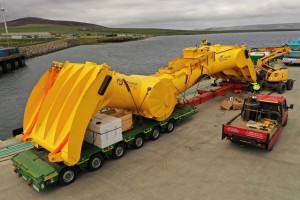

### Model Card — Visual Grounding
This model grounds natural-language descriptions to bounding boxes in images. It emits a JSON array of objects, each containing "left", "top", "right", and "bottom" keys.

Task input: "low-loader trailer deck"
[{"left": 12, "top": 105, "right": 198, "bottom": 192}]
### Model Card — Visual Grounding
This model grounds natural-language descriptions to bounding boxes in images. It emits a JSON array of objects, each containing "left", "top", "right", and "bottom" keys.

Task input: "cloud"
[{"left": 2, "top": 0, "right": 300, "bottom": 29}]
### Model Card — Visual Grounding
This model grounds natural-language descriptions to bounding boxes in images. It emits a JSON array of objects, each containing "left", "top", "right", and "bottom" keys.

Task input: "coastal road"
[{"left": 0, "top": 65, "right": 299, "bottom": 200}]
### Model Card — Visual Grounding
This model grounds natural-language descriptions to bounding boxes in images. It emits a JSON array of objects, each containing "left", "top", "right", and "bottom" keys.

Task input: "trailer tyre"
[
  {"left": 166, "top": 120, "right": 175, "bottom": 133},
  {"left": 150, "top": 126, "right": 161, "bottom": 140},
  {"left": 112, "top": 143, "right": 126, "bottom": 159},
  {"left": 286, "top": 79, "right": 294, "bottom": 90},
  {"left": 133, "top": 134, "right": 144, "bottom": 149},
  {"left": 88, "top": 154, "right": 105, "bottom": 171},
  {"left": 277, "top": 82, "right": 286, "bottom": 94},
  {"left": 59, "top": 167, "right": 77, "bottom": 186}
]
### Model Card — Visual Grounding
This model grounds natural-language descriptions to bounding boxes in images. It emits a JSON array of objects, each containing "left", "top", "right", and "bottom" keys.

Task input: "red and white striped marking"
[{"left": 282, "top": 58, "right": 300, "bottom": 64}]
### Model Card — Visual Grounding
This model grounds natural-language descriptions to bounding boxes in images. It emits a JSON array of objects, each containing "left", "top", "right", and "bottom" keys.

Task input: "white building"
[{"left": 1, "top": 32, "right": 52, "bottom": 39}]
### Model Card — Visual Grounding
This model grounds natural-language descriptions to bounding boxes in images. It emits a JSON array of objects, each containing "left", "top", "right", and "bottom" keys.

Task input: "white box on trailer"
[{"left": 84, "top": 114, "right": 122, "bottom": 148}]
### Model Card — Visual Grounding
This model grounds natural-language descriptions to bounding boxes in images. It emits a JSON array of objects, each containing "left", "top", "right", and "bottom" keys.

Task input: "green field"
[
  {"left": 0, "top": 24, "right": 201, "bottom": 36},
  {"left": 1, "top": 23, "right": 299, "bottom": 48},
  {"left": 0, "top": 23, "right": 204, "bottom": 47}
]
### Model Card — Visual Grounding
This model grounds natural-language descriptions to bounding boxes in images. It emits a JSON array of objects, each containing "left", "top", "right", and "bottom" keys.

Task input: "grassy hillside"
[
  {"left": 6, "top": 17, "right": 106, "bottom": 28},
  {"left": 0, "top": 24, "right": 201, "bottom": 36},
  {"left": 0, "top": 17, "right": 200, "bottom": 36},
  {"left": 2, "top": 23, "right": 298, "bottom": 38},
  {"left": 1, "top": 24, "right": 100, "bottom": 34},
  {"left": 1, "top": 17, "right": 299, "bottom": 48},
  {"left": 2, "top": 17, "right": 300, "bottom": 36},
  {"left": 204, "top": 23, "right": 300, "bottom": 31},
  {"left": 0, "top": 17, "right": 203, "bottom": 47}
]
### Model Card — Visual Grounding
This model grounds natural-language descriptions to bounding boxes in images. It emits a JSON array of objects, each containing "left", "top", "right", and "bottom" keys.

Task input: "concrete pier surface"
[{"left": 0, "top": 64, "right": 299, "bottom": 200}]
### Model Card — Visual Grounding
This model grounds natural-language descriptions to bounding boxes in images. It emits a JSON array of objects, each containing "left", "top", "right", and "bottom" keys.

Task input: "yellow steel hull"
[{"left": 22, "top": 44, "right": 256, "bottom": 165}]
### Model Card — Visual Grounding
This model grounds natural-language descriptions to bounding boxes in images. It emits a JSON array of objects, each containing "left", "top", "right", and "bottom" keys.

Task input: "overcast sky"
[{"left": 2, "top": 0, "right": 300, "bottom": 29}]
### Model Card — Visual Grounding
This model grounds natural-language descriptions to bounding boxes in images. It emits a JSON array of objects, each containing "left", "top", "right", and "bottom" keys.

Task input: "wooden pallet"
[{"left": 101, "top": 108, "right": 133, "bottom": 132}]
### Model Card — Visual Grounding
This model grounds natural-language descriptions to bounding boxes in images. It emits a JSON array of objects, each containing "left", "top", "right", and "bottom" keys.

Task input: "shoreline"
[{"left": 19, "top": 36, "right": 148, "bottom": 59}]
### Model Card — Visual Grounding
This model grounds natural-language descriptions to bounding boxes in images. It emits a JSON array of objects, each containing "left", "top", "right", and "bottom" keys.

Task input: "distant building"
[{"left": 1, "top": 32, "right": 52, "bottom": 39}]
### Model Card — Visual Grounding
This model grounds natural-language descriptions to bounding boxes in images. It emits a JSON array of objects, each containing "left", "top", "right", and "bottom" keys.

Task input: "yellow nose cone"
[{"left": 147, "top": 79, "right": 177, "bottom": 121}]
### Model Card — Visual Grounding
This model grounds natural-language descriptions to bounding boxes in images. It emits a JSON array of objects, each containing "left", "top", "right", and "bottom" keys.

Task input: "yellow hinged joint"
[{"left": 52, "top": 61, "right": 63, "bottom": 71}]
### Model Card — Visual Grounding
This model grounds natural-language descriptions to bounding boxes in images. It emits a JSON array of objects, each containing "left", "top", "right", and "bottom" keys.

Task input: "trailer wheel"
[
  {"left": 286, "top": 79, "right": 294, "bottom": 90},
  {"left": 166, "top": 120, "right": 175, "bottom": 133},
  {"left": 133, "top": 134, "right": 144, "bottom": 149},
  {"left": 150, "top": 126, "right": 161, "bottom": 140},
  {"left": 87, "top": 154, "right": 105, "bottom": 171},
  {"left": 112, "top": 143, "right": 126, "bottom": 159},
  {"left": 277, "top": 82, "right": 286, "bottom": 94},
  {"left": 59, "top": 167, "right": 77, "bottom": 186}
]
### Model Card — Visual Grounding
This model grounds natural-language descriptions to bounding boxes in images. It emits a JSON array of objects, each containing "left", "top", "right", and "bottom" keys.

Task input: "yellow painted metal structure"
[
  {"left": 256, "top": 46, "right": 290, "bottom": 82},
  {"left": 21, "top": 44, "right": 257, "bottom": 166},
  {"left": 250, "top": 46, "right": 290, "bottom": 53}
]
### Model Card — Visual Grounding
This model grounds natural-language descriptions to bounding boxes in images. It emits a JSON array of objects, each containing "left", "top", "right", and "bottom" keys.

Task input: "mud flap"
[{"left": 222, "top": 124, "right": 226, "bottom": 140}]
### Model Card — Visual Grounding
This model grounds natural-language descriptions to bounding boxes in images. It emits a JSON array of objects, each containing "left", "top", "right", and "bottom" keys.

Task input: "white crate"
[
  {"left": 100, "top": 109, "right": 133, "bottom": 132},
  {"left": 84, "top": 114, "right": 122, "bottom": 148}
]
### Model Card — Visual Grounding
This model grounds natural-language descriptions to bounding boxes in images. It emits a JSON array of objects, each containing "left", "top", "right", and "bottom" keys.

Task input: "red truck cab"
[{"left": 222, "top": 94, "right": 293, "bottom": 150}]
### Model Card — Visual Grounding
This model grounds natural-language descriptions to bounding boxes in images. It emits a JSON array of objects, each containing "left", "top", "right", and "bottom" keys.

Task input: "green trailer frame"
[{"left": 12, "top": 105, "right": 198, "bottom": 192}]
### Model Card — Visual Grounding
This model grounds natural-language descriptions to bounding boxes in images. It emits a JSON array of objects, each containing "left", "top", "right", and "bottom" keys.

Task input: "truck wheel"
[
  {"left": 268, "top": 111, "right": 281, "bottom": 122},
  {"left": 112, "top": 143, "right": 126, "bottom": 159},
  {"left": 133, "top": 134, "right": 144, "bottom": 149},
  {"left": 150, "top": 126, "right": 161, "bottom": 140},
  {"left": 286, "top": 79, "right": 294, "bottom": 90},
  {"left": 59, "top": 167, "right": 77, "bottom": 186},
  {"left": 268, "top": 144, "right": 273, "bottom": 151},
  {"left": 277, "top": 82, "right": 286, "bottom": 94},
  {"left": 283, "top": 115, "right": 288, "bottom": 126},
  {"left": 87, "top": 154, "right": 105, "bottom": 171},
  {"left": 166, "top": 120, "right": 175, "bottom": 133}
]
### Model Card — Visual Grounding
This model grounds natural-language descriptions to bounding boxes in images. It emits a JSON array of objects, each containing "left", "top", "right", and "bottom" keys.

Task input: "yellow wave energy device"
[{"left": 21, "top": 44, "right": 256, "bottom": 165}]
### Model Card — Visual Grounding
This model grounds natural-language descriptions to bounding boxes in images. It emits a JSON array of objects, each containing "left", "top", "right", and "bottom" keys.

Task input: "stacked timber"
[{"left": 101, "top": 108, "right": 133, "bottom": 132}]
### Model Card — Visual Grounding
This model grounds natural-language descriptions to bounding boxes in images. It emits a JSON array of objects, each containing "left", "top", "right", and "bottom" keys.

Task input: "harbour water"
[{"left": 0, "top": 31, "right": 299, "bottom": 140}]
